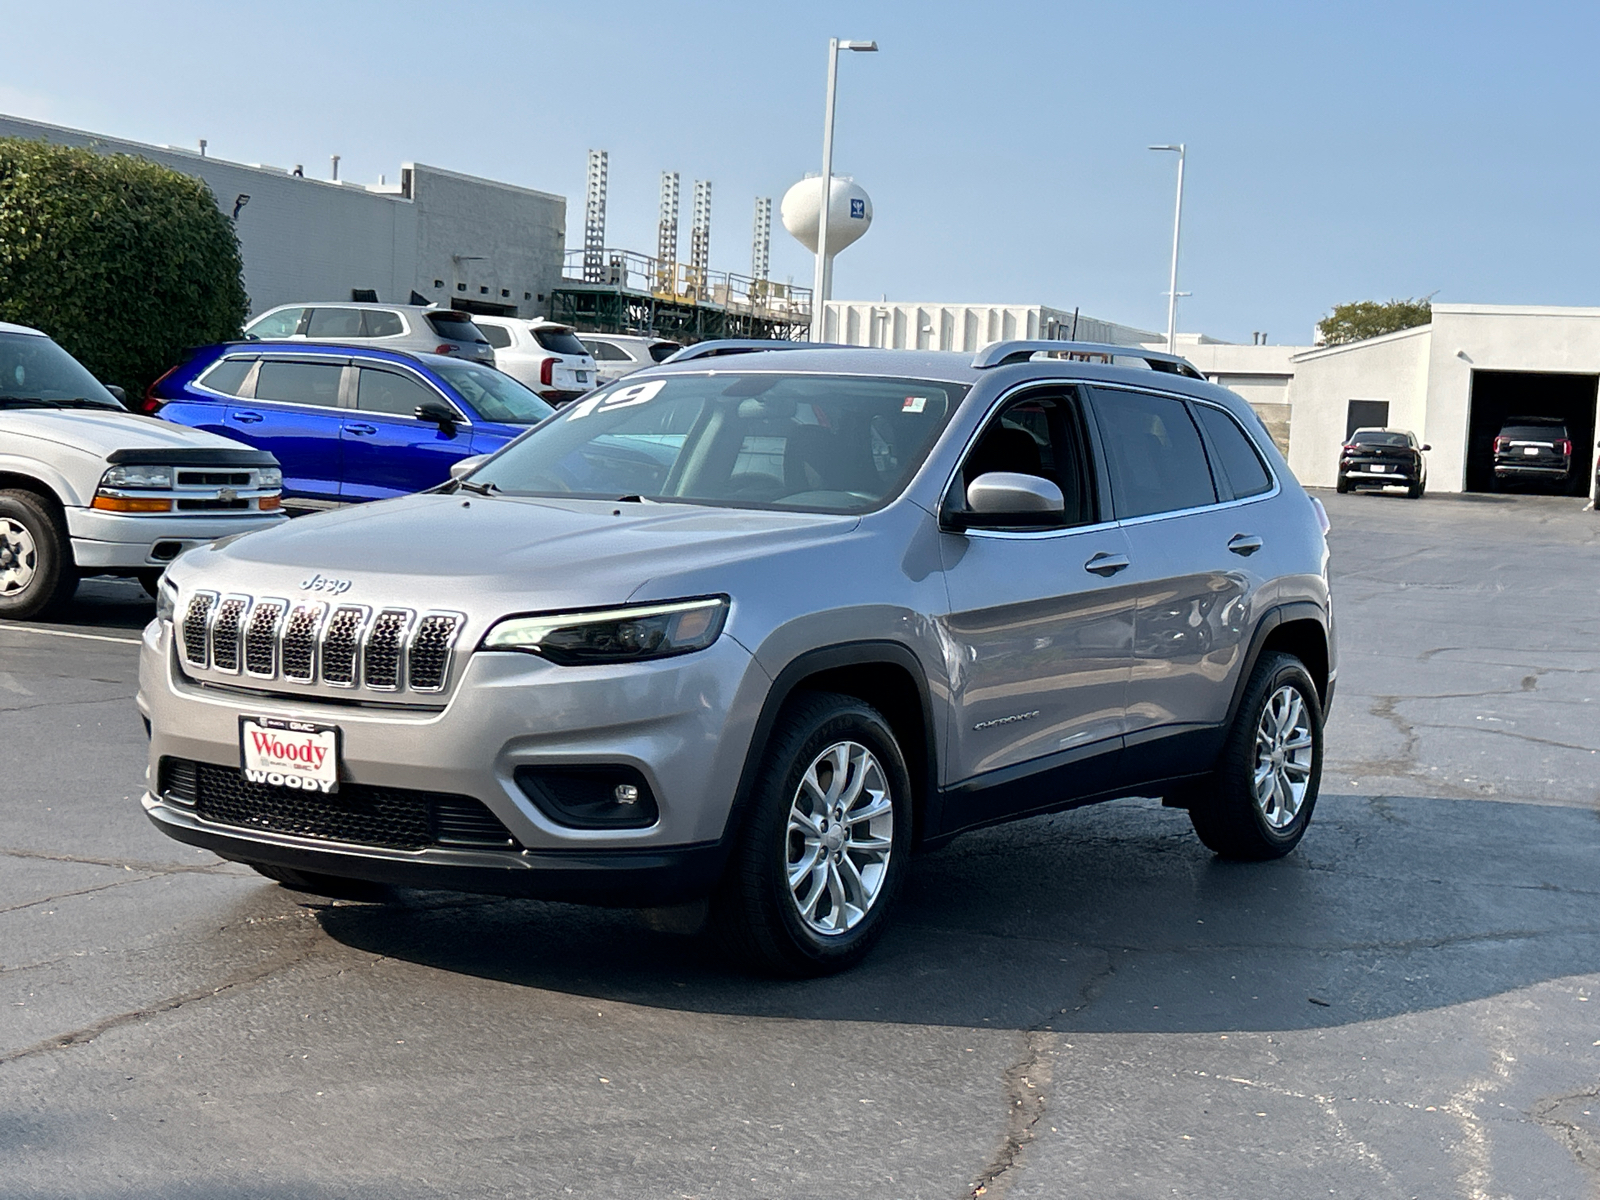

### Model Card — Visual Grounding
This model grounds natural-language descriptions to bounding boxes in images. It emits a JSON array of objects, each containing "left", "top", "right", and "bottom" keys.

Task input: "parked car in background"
[
  {"left": 241, "top": 303, "right": 496, "bottom": 365},
  {"left": 470, "top": 317, "right": 597, "bottom": 404},
  {"left": 1336, "top": 428, "right": 1429, "bottom": 498},
  {"left": 148, "top": 342, "right": 552, "bottom": 508},
  {"left": 0, "top": 321, "right": 283, "bottom": 619},
  {"left": 141, "top": 339, "right": 1335, "bottom": 976},
  {"left": 580, "top": 333, "right": 683, "bottom": 386},
  {"left": 1493, "top": 417, "right": 1573, "bottom": 490}
]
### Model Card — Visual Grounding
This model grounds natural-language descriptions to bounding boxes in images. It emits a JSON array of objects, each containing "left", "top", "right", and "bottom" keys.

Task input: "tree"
[
  {"left": 0, "top": 137, "right": 248, "bottom": 398},
  {"left": 1316, "top": 298, "right": 1432, "bottom": 346}
]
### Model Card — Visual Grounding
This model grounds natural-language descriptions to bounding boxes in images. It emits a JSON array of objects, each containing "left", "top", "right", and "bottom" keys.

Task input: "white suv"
[
  {"left": 243, "top": 303, "right": 496, "bottom": 366},
  {"left": 580, "top": 334, "right": 683, "bottom": 386},
  {"left": 0, "top": 322, "right": 285, "bottom": 619},
  {"left": 472, "top": 317, "right": 598, "bottom": 405}
]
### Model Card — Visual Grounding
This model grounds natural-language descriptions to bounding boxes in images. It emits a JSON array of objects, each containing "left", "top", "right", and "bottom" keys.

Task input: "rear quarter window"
[
  {"left": 1194, "top": 404, "right": 1273, "bottom": 498},
  {"left": 363, "top": 310, "right": 405, "bottom": 338},
  {"left": 197, "top": 358, "right": 254, "bottom": 397},
  {"left": 478, "top": 324, "right": 513, "bottom": 350}
]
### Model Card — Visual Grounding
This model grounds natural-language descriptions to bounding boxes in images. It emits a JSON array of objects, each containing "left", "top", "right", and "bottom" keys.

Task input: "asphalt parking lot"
[{"left": 3, "top": 489, "right": 1599, "bottom": 1199}]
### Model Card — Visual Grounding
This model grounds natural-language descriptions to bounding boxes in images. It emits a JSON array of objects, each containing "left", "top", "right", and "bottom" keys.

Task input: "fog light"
[
  {"left": 514, "top": 766, "right": 658, "bottom": 829},
  {"left": 614, "top": 784, "right": 639, "bottom": 805}
]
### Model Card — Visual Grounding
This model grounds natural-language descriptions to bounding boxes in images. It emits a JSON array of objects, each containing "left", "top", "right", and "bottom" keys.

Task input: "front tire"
[
  {"left": 713, "top": 692, "right": 913, "bottom": 976},
  {"left": 0, "top": 489, "right": 77, "bottom": 621},
  {"left": 1189, "top": 651, "right": 1323, "bottom": 860}
]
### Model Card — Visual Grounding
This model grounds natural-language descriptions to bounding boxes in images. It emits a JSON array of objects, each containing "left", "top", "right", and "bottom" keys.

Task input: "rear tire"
[
  {"left": 713, "top": 692, "right": 913, "bottom": 976},
  {"left": 248, "top": 862, "right": 391, "bottom": 901},
  {"left": 1188, "top": 651, "right": 1323, "bottom": 860},
  {"left": 0, "top": 489, "right": 78, "bottom": 621},
  {"left": 137, "top": 569, "right": 164, "bottom": 598},
  {"left": 1335, "top": 475, "right": 1351, "bottom": 494},
  {"left": 1407, "top": 480, "right": 1425, "bottom": 499}
]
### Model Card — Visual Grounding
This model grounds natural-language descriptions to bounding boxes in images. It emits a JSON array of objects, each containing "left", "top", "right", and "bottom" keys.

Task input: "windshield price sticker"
[
  {"left": 902, "top": 396, "right": 928, "bottom": 413},
  {"left": 240, "top": 716, "right": 340, "bottom": 793}
]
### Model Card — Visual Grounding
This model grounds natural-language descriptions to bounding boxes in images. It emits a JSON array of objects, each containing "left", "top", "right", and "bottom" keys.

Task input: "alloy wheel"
[
  {"left": 0, "top": 518, "right": 38, "bottom": 597},
  {"left": 785, "top": 740, "right": 894, "bottom": 936},
  {"left": 1253, "top": 683, "right": 1314, "bottom": 829}
]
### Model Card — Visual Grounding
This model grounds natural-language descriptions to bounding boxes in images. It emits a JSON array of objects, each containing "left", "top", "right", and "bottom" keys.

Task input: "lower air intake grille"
[{"left": 162, "top": 758, "right": 520, "bottom": 852}]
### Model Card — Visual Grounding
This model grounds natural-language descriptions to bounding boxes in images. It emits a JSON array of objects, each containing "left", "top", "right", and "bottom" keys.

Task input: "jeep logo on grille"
[{"left": 299, "top": 573, "right": 352, "bottom": 595}]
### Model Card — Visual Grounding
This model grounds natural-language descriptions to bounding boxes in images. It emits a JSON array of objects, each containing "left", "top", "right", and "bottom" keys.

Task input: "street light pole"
[
  {"left": 1149, "top": 143, "right": 1186, "bottom": 354},
  {"left": 810, "top": 38, "right": 877, "bottom": 342}
]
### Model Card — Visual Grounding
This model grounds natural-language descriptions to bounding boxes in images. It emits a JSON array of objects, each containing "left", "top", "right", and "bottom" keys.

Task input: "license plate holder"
[
  {"left": 240, "top": 716, "right": 340, "bottom": 793},
  {"left": 1524, "top": 445, "right": 1540, "bottom": 456}
]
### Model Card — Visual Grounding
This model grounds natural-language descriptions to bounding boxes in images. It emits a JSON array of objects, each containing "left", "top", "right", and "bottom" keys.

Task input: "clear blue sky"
[{"left": 4, "top": 0, "right": 1595, "bottom": 344}]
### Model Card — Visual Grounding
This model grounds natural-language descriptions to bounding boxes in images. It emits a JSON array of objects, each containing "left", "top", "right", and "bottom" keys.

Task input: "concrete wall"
[
  {"left": 1287, "top": 325, "right": 1431, "bottom": 488},
  {"left": 0, "top": 113, "right": 565, "bottom": 319},
  {"left": 825, "top": 301, "right": 1156, "bottom": 350}
]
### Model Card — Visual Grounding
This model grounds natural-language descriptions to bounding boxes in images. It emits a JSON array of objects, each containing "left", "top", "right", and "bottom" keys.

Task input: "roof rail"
[
  {"left": 663, "top": 339, "right": 854, "bottom": 364},
  {"left": 971, "top": 339, "right": 1204, "bottom": 379}
]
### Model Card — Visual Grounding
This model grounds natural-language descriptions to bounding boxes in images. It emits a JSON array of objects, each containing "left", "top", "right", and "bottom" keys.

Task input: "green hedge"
[{"left": 0, "top": 137, "right": 248, "bottom": 398}]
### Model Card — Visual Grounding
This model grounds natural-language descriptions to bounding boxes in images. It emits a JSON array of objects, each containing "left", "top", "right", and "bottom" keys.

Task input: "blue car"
[{"left": 147, "top": 343, "right": 555, "bottom": 507}]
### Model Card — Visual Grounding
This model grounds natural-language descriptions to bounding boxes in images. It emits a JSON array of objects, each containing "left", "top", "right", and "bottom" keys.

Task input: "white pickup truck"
[{"left": 0, "top": 321, "right": 286, "bottom": 620}]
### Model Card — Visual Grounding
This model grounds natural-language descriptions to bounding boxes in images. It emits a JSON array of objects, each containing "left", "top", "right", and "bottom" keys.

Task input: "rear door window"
[
  {"left": 1193, "top": 403, "right": 1273, "bottom": 499},
  {"left": 533, "top": 327, "right": 590, "bottom": 356},
  {"left": 362, "top": 310, "right": 405, "bottom": 338},
  {"left": 197, "top": 358, "right": 255, "bottom": 397},
  {"left": 478, "top": 324, "right": 514, "bottom": 350},
  {"left": 1090, "top": 388, "right": 1217, "bottom": 518},
  {"left": 253, "top": 361, "right": 346, "bottom": 408},
  {"left": 584, "top": 340, "right": 629, "bottom": 361},
  {"left": 305, "top": 308, "right": 365, "bottom": 338},
  {"left": 648, "top": 342, "right": 682, "bottom": 362},
  {"left": 244, "top": 307, "right": 305, "bottom": 339},
  {"left": 355, "top": 368, "right": 443, "bottom": 418}
]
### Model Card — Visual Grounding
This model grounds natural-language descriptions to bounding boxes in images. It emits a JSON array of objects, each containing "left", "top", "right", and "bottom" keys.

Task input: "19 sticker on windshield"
[{"left": 240, "top": 716, "right": 340, "bottom": 793}]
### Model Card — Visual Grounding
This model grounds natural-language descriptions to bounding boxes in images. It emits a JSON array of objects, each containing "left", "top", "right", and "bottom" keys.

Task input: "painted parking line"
[{"left": 0, "top": 625, "right": 142, "bottom": 646}]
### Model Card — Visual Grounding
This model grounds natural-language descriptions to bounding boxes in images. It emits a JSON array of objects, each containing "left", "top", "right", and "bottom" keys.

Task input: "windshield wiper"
[
  {"left": 458, "top": 478, "right": 499, "bottom": 496},
  {"left": 0, "top": 395, "right": 61, "bottom": 408}
]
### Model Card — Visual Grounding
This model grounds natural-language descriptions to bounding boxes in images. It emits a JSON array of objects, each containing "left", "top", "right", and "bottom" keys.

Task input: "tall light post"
[
  {"left": 1149, "top": 143, "right": 1186, "bottom": 354},
  {"left": 811, "top": 38, "right": 877, "bottom": 342}
]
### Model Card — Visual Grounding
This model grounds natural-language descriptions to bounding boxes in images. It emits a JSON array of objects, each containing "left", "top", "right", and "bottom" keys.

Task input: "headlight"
[
  {"left": 258, "top": 467, "right": 283, "bottom": 489},
  {"left": 101, "top": 464, "right": 173, "bottom": 490},
  {"left": 481, "top": 597, "right": 728, "bottom": 665},
  {"left": 155, "top": 575, "right": 179, "bottom": 622}
]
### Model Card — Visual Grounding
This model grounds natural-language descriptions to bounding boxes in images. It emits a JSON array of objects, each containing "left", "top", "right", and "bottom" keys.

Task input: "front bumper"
[
  {"left": 68, "top": 507, "right": 287, "bottom": 570},
  {"left": 137, "top": 618, "right": 768, "bottom": 902}
]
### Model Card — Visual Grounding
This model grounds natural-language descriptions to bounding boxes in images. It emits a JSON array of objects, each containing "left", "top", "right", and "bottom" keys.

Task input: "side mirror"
[
  {"left": 449, "top": 454, "right": 488, "bottom": 482},
  {"left": 105, "top": 384, "right": 134, "bottom": 411},
  {"left": 416, "top": 401, "right": 460, "bottom": 432},
  {"left": 946, "top": 472, "right": 1065, "bottom": 530},
  {"left": 1419, "top": 444, "right": 1432, "bottom": 452}
]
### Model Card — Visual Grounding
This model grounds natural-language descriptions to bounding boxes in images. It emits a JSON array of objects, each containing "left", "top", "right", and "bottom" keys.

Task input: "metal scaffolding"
[
  {"left": 655, "top": 172, "right": 679, "bottom": 294},
  {"left": 751, "top": 196, "right": 771, "bottom": 282},
  {"left": 689, "top": 179, "right": 712, "bottom": 300}
]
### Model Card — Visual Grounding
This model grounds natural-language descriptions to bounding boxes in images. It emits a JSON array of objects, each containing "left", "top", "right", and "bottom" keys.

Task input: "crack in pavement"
[
  {"left": 0, "top": 846, "right": 234, "bottom": 876},
  {"left": 965, "top": 1030, "right": 1055, "bottom": 1199},
  {"left": 1531, "top": 1084, "right": 1600, "bottom": 1188},
  {"left": 0, "top": 692, "right": 138, "bottom": 714},
  {"left": 0, "top": 873, "right": 161, "bottom": 916}
]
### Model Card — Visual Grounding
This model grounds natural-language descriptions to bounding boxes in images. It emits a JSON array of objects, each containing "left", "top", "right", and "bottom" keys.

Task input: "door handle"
[
  {"left": 231, "top": 411, "right": 263, "bottom": 424},
  {"left": 1227, "top": 534, "right": 1263, "bottom": 557},
  {"left": 343, "top": 423, "right": 378, "bottom": 436},
  {"left": 1084, "top": 551, "right": 1130, "bottom": 577}
]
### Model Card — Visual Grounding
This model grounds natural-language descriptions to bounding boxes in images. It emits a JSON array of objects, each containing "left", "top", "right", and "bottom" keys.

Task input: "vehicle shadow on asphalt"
[
  {"left": 37, "top": 578, "right": 154, "bottom": 632},
  {"left": 313, "top": 793, "right": 1600, "bottom": 1034}
]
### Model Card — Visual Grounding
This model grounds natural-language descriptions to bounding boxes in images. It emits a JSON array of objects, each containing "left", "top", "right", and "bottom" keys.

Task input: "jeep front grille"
[{"left": 177, "top": 593, "right": 463, "bottom": 696}]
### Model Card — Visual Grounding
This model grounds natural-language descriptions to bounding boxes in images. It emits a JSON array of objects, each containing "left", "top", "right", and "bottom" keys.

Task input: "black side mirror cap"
[
  {"left": 104, "top": 384, "right": 136, "bottom": 411},
  {"left": 415, "top": 401, "right": 460, "bottom": 430}
]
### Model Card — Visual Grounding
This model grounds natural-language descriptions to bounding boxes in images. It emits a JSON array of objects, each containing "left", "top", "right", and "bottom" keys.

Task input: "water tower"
[{"left": 781, "top": 176, "right": 873, "bottom": 334}]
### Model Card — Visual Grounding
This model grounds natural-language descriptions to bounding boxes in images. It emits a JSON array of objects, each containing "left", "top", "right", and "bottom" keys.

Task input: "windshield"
[
  {"left": 470, "top": 372, "right": 964, "bottom": 513},
  {"left": 1351, "top": 431, "right": 1409, "bottom": 447},
  {"left": 0, "top": 332, "right": 121, "bottom": 408},
  {"left": 432, "top": 361, "right": 556, "bottom": 425}
]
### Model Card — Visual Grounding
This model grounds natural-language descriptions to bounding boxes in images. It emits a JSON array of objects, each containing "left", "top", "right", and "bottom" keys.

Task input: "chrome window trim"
[
  {"left": 193, "top": 355, "right": 260, "bottom": 400},
  {"left": 351, "top": 361, "right": 473, "bottom": 427}
]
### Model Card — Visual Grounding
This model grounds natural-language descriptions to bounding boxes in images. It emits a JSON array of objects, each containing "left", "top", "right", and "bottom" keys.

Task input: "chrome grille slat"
[
  {"left": 363, "top": 609, "right": 414, "bottom": 691},
  {"left": 280, "top": 602, "right": 326, "bottom": 683},
  {"left": 243, "top": 598, "right": 287, "bottom": 678},
  {"left": 181, "top": 592, "right": 217, "bottom": 667},
  {"left": 210, "top": 596, "right": 249, "bottom": 674},
  {"left": 408, "top": 613, "right": 464, "bottom": 692},
  {"left": 320, "top": 605, "right": 370, "bottom": 687}
]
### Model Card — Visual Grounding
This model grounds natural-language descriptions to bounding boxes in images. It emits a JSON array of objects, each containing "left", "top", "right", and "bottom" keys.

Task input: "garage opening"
[
  {"left": 1465, "top": 371, "right": 1597, "bottom": 496},
  {"left": 1345, "top": 399, "right": 1390, "bottom": 440}
]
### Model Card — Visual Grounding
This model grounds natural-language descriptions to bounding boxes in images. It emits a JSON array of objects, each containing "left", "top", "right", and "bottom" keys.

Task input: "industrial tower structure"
[
  {"left": 582, "top": 149, "right": 607, "bottom": 284},
  {"left": 689, "top": 179, "right": 712, "bottom": 299},
  {"left": 751, "top": 196, "right": 772, "bottom": 282},
  {"left": 655, "top": 171, "right": 679, "bottom": 294}
]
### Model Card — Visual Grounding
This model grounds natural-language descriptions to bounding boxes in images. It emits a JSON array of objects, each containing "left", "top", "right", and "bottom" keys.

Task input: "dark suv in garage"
[{"left": 1493, "top": 417, "right": 1573, "bottom": 490}]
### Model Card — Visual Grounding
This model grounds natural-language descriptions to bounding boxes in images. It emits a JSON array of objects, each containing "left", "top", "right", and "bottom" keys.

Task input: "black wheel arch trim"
[
  {"left": 725, "top": 640, "right": 942, "bottom": 849},
  {"left": 1222, "top": 601, "right": 1331, "bottom": 736}
]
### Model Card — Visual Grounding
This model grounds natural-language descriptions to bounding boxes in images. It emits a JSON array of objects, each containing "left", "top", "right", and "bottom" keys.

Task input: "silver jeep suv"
[{"left": 139, "top": 340, "right": 1336, "bottom": 975}]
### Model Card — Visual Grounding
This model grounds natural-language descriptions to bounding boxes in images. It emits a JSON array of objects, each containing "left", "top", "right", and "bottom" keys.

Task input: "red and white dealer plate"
[{"left": 239, "top": 716, "right": 340, "bottom": 793}]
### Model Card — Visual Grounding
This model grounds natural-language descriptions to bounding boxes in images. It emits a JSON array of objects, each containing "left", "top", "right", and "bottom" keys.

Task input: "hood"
[
  {"left": 1, "top": 408, "right": 254, "bottom": 461},
  {"left": 176, "top": 491, "right": 859, "bottom": 613}
]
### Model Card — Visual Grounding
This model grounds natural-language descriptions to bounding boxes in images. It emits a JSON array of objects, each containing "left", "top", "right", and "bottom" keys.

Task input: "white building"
[
  {"left": 0, "top": 113, "right": 567, "bottom": 319},
  {"left": 823, "top": 301, "right": 1156, "bottom": 352},
  {"left": 1288, "top": 304, "right": 1600, "bottom": 497}
]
